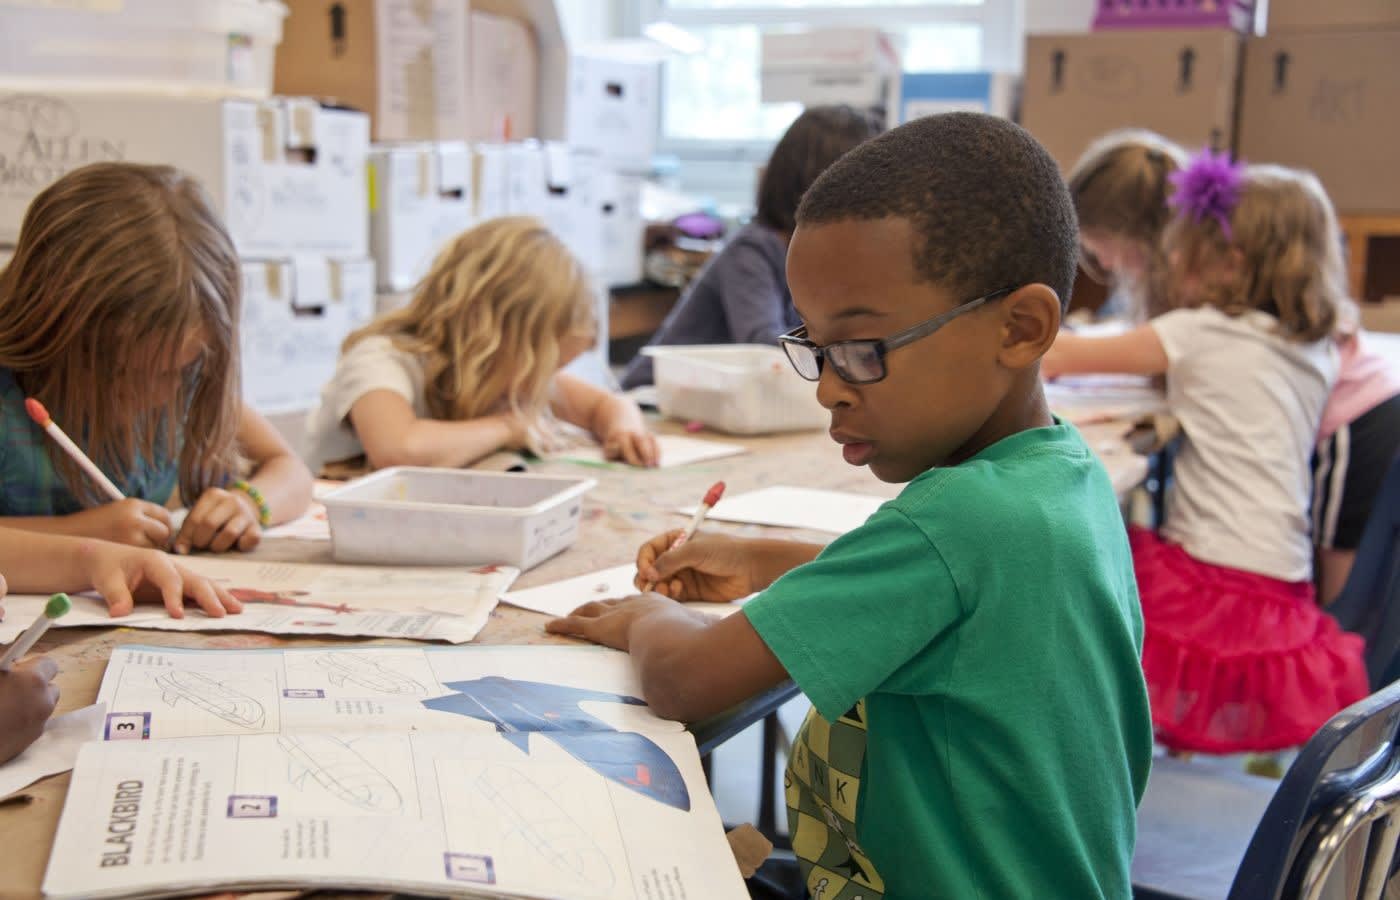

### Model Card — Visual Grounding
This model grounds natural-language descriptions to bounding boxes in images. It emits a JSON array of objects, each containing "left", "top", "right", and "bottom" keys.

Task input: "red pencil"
[{"left": 642, "top": 481, "right": 725, "bottom": 593}]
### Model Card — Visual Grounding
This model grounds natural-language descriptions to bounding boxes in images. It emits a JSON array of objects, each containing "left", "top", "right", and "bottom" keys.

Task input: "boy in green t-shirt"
[{"left": 549, "top": 112, "right": 1152, "bottom": 899}]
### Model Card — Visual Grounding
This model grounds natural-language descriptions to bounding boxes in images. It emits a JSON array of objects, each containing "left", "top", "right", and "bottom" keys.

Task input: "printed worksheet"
[
  {"left": 503, "top": 564, "right": 749, "bottom": 620},
  {"left": 45, "top": 645, "right": 747, "bottom": 899},
  {"left": 0, "top": 558, "right": 518, "bottom": 645}
]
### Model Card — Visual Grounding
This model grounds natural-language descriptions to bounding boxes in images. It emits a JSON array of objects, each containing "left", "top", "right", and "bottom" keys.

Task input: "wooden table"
[{"left": 0, "top": 419, "right": 1147, "bottom": 898}]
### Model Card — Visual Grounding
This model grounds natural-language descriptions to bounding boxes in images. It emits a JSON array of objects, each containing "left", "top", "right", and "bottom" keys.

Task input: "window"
[{"left": 640, "top": 0, "right": 1020, "bottom": 146}]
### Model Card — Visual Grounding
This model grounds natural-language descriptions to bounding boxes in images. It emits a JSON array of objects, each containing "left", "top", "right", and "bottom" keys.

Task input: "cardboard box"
[
  {"left": 900, "top": 72, "right": 1017, "bottom": 123},
  {"left": 469, "top": 11, "right": 539, "bottom": 141},
  {"left": 1021, "top": 30, "right": 1243, "bottom": 173},
  {"left": 1239, "top": 30, "right": 1400, "bottom": 213},
  {"left": 1266, "top": 0, "right": 1400, "bottom": 32},
  {"left": 565, "top": 51, "right": 661, "bottom": 172},
  {"left": 595, "top": 170, "right": 645, "bottom": 288},
  {"left": 369, "top": 143, "right": 475, "bottom": 291},
  {"left": 761, "top": 28, "right": 900, "bottom": 112},
  {"left": 0, "top": 91, "right": 369, "bottom": 256},
  {"left": 274, "top": 0, "right": 467, "bottom": 142},
  {"left": 1092, "top": 0, "right": 1257, "bottom": 34},
  {"left": 240, "top": 256, "right": 375, "bottom": 414}
]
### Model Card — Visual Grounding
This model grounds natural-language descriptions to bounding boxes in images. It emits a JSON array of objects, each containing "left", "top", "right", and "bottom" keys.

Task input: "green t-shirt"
[{"left": 744, "top": 421, "right": 1152, "bottom": 900}]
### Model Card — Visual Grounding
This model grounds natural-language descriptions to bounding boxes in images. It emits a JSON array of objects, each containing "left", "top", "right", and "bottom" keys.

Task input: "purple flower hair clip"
[{"left": 1168, "top": 148, "right": 1245, "bottom": 239}]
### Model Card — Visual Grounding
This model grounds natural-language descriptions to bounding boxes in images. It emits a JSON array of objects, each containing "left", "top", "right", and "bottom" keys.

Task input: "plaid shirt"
[{"left": 0, "top": 368, "right": 179, "bottom": 516}]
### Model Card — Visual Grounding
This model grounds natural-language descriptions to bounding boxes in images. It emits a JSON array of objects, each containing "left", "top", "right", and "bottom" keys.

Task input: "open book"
[{"left": 44, "top": 645, "right": 747, "bottom": 899}]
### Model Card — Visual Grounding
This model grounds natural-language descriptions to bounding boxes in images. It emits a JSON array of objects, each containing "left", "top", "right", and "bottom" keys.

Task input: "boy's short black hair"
[
  {"left": 796, "top": 112, "right": 1079, "bottom": 311},
  {"left": 755, "top": 105, "right": 883, "bottom": 236}
]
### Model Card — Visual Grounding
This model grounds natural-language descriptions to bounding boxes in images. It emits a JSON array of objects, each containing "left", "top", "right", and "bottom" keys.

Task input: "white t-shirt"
[
  {"left": 1151, "top": 307, "right": 1338, "bottom": 582},
  {"left": 303, "top": 335, "right": 429, "bottom": 471}
]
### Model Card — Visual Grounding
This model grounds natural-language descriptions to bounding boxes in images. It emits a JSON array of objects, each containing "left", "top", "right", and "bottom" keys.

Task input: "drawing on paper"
[
  {"left": 154, "top": 671, "right": 266, "bottom": 729},
  {"left": 423, "top": 677, "right": 690, "bottom": 811},
  {"left": 475, "top": 764, "right": 616, "bottom": 890},
  {"left": 314, "top": 653, "right": 430, "bottom": 695},
  {"left": 277, "top": 735, "right": 403, "bottom": 813},
  {"left": 229, "top": 588, "right": 355, "bottom": 615}
]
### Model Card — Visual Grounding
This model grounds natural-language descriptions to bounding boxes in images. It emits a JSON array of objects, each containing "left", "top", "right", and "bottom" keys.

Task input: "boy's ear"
[{"left": 997, "top": 284, "right": 1062, "bottom": 370}]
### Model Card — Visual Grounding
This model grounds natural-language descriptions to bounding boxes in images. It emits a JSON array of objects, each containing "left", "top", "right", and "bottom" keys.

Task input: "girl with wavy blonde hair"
[
  {"left": 306, "top": 217, "right": 657, "bottom": 472},
  {"left": 0, "top": 162, "right": 312, "bottom": 557},
  {"left": 1044, "top": 154, "right": 1369, "bottom": 754}
]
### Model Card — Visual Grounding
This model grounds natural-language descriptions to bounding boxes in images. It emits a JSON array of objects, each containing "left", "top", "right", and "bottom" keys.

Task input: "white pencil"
[
  {"left": 25, "top": 398, "right": 124, "bottom": 502},
  {"left": 0, "top": 594, "right": 71, "bottom": 672},
  {"left": 642, "top": 481, "right": 726, "bottom": 593}
]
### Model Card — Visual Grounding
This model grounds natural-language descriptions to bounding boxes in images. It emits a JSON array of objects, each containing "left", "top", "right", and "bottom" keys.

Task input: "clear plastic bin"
[
  {"left": 0, "top": 1, "right": 287, "bottom": 97},
  {"left": 643, "top": 344, "right": 827, "bottom": 435},
  {"left": 321, "top": 467, "right": 596, "bottom": 571}
]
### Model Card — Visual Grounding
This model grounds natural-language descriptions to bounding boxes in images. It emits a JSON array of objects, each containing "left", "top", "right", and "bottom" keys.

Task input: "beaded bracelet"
[{"left": 230, "top": 479, "right": 272, "bottom": 527}]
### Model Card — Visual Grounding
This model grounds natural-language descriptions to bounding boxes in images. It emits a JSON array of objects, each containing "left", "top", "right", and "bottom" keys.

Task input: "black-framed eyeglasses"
[{"left": 778, "top": 287, "right": 1017, "bottom": 385}]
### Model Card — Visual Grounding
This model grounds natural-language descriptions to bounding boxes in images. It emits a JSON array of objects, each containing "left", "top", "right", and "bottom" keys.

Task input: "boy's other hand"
[
  {"left": 636, "top": 530, "right": 759, "bottom": 603},
  {"left": 0, "top": 656, "right": 59, "bottom": 764},
  {"left": 546, "top": 593, "right": 685, "bottom": 650}
]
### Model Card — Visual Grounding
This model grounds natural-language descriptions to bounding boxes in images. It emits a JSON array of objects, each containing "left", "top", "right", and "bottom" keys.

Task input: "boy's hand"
[
  {"left": 174, "top": 487, "right": 261, "bottom": 555},
  {"left": 636, "top": 530, "right": 761, "bottom": 603},
  {"left": 0, "top": 656, "right": 59, "bottom": 764},
  {"left": 66, "top": 498, "right": 173, "bottom": 549},
  {"left": 545, "top": 593, "right": 683, "bottom": 650},
  {"left": 602, "top": 427, "right": 660, "bottom": 468},
  {"left": 75, "top": 540, "right": 242, "bottom": 620}
]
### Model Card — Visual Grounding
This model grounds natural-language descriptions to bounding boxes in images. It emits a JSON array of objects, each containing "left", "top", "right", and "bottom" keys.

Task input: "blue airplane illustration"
[{"left": 422, "top": 676, "right": 690, "bottom": 811}]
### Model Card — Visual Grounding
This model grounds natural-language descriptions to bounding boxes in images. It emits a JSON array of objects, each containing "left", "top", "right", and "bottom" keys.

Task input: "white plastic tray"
[
  {"left": 643, "top": 344, "right": 827, "bottom": 435},
  {"left": 321, "top": 467, "right": 595, "bottom": 571}
]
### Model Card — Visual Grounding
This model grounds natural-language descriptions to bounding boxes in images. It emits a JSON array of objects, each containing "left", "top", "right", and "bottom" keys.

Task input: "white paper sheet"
[
  {"left": 503, "top": 564, "right": 749, "bottom": 620},
  {"left": 553, "top": 434, "right": 747, "bottom": 469},
  {"left": 44, "top": 645, "right": 747, "bottom": 899},
  {"left": 0, "top": 703, "right": 105, "bottom": 799},
  {"left": 680, "top": 485, "right": 886, "bottom": 535},
  {"left": 0, "top": 557, "right": 518, "bottom": 645}
]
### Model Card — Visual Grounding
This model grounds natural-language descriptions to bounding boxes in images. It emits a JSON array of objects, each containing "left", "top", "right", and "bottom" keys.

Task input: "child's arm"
[
  {"left": 548, "top": 529, "right": 823, "bottom": 720},
  {"left": 634, "top": 530, "right": 823, "bottom": 602},
  {"left": 173, "top": 405, "right": 314, "bottom": 554},
  {"left": 349, "top": 390, "right": 528, "bottom": 469},
  {"left": 0, "top": 501, "right": 174, "bottom": 549},
  {"left": 0, "top": 656, "right": 59, "bottom": 765},
  {"left": 551, "top": 373, "right": 660, "bottom": 467},
  {"left": 0, "top": 528, "right": 241, "bottom": 618},
  {"left": 1041, "top": 326, "right": 1170, "bottom": 380},
  {"left": 549, "top": 598, "right": 789, "bottom": 721}
]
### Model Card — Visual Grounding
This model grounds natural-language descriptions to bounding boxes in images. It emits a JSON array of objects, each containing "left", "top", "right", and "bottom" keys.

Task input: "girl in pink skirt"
[{"left": 1044, "top": 151, "right": 1368, "bottom": 753}]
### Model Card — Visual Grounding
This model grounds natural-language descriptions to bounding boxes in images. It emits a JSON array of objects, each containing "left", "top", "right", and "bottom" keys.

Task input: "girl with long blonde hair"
[
  {"left": 305, "top": 217, "right": 657, "bottom": 472},
  {"left": 0, "top": 162, "right": 313, "bottom": 556},
  {"left": 1044, "top": 155, "right": 1368, "bottom": 754}
]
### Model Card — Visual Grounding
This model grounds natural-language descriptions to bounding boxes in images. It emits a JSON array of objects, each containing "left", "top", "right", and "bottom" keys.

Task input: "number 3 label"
[{"left": 104, "top": 712, "right": 151, "bottom": 741}]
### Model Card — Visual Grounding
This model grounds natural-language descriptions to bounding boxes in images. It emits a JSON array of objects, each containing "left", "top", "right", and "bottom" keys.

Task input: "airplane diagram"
[
  {"left": 277, "top": 734, "right": 403, "bottom": 813},
  {"left": 154, "top": 671, "right": 267, "bottom": 729},
  {"left": 423, "top": 677, "right": 690, "bottom": 811}
]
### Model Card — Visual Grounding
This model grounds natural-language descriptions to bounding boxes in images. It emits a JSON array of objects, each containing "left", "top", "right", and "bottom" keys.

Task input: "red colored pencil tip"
[
  {"left": 24, "top": 397, "right": 51, "bottom": 428},
  {"left": 703, "top": 481, "right": 726, "bottom": 508}
]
